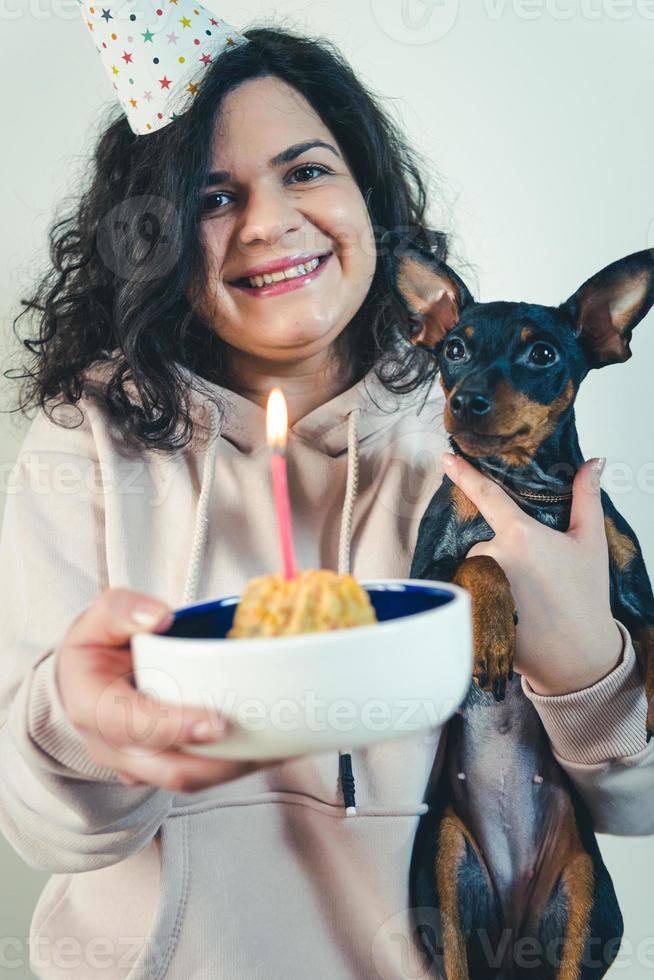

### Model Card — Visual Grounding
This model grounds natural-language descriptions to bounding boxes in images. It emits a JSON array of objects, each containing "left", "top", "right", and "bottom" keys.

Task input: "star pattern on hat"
[{"left": 77, "top": 0, "right": 249, "bottom": 135}]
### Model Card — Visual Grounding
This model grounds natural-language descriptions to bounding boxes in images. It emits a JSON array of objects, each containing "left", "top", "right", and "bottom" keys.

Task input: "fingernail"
[
  {"left": 188, "top": 718, "right": 227, "bottom": 742},
  {"left": 591, "top": 457, "right": 606, "bottom": 488},
  {"left": 122, "top": 745, "right": 153, "bottom": 757},
  {"left": 131, "top": 606, "right": 173, "bottom": 628},
  {"left": 440, "top": 452, "right": 456, "bottom": 469}
]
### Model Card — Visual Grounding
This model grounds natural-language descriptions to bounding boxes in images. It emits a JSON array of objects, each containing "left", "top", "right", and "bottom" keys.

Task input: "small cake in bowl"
[
  {"left": 228, "top": 569, "right": 377, "bottom": 638},
  {"left": 131, "top": 575, "right": 472, "bottom": 759}
]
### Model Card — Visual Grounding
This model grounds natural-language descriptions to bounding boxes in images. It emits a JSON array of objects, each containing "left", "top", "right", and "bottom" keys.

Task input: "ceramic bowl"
[{"left": 130, "top": 578, "right": 472, "bottom": 759}]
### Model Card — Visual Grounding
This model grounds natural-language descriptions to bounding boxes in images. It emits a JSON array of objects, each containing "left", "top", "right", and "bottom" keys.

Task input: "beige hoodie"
[{"left": 0, "top": 360, "right": 652, "bottom": 980}]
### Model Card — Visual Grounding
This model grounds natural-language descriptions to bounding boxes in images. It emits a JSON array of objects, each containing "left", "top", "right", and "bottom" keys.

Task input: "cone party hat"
[{"left": 77, "top": 0, "right": 250, "bottom": 135}]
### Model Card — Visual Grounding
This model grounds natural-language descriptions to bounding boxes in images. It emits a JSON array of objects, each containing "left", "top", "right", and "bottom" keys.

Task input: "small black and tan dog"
[{"left": 383, "top": 233, "right": 654, "bottom": 979}]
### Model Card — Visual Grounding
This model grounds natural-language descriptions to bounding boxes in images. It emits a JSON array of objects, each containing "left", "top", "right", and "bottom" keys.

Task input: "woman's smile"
[{"left": 228, "top": 251, "right": 333, "bottom": 298}]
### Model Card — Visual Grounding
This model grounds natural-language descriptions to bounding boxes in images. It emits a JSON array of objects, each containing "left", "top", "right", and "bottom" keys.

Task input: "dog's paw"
[
  {"left": 471, "top": 597, "right": 516, "bottom": 702},
  {"left": 453, "top": 554, "right": 517, "bottom": 702},
  {"left": 473, "top": 629, "right": 515, "bottom": 703}
]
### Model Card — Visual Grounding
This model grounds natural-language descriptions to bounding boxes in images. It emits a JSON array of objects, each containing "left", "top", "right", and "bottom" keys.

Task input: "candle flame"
[{"left": 266, "top": 387, "right": 288, "bottom": 449}]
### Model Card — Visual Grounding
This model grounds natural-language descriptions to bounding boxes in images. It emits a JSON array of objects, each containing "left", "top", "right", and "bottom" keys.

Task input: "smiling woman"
[
  {"left": 5, "top": 26, "right": 447, "bottom": 450},
  {"left": 185, "top": 74, "right": 382, "bottom": 418}
]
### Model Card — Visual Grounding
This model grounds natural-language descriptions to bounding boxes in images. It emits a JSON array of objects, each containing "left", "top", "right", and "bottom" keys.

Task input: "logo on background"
[
  {"left": 370, "top": 0, "right": 460, "bottom": 44},
  {"left": 97, "top": 195, "right": 182, "bottom": 282}
]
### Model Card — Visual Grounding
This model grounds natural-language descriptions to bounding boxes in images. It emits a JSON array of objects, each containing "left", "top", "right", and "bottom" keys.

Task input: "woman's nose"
[{"left": 238, "top": 187, "right": 303, "bottom": 249}]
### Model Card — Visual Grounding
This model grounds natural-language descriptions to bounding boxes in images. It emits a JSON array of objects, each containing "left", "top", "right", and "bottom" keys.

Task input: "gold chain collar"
[{"left": 509, "top": 486, "right": 573, "bottom": 503}]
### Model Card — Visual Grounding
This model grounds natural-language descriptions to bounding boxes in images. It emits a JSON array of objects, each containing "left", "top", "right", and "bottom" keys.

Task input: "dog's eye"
[
  {"left": 527, "top": 342, "right": 558, "bottom": 366},
  {"left": 444, "top": 338, "right": 466, "bottom": 361}
]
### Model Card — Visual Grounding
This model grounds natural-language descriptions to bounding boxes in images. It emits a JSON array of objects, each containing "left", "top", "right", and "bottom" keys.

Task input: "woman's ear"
[
  {"left": 561, "top": 249, "right": 654, "bottom": 367},
  {"left": 380, "top": 231, "right": 474, "bottom": 348}
]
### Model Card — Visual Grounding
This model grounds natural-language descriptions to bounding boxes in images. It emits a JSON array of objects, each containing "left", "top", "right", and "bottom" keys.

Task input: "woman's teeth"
[{"left": 246, "top": 256, "right": 322, "bottom": 288}]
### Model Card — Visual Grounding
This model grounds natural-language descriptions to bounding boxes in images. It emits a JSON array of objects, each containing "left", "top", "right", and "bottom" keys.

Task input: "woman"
[{"left": 0, "top": 26, "right": 651, "bottom": 980}]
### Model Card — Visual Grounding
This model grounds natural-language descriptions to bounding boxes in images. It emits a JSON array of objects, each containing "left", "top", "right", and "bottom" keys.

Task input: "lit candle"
[{"left": 266, "top": 388, "right": 298, "bottom": 581}]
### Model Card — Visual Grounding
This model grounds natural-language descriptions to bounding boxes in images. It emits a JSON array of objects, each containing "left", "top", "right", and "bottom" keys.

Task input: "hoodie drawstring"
[
  {"left": 182, "top": 402, "right": 362, "bottom": 817},
  {"left": 337, "top": 408, "right": 361, "bottom": 817},
  {"left": 337, "top": 408, "right": 360, "bottom": 578},
  {"left": 182, "top": 400, "right": 222, "bottom": 607}
]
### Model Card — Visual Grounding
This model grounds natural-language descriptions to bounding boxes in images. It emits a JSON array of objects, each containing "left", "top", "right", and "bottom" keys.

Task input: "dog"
[{"left": 382, "top": 233, "right": 654, "bottom": 979}]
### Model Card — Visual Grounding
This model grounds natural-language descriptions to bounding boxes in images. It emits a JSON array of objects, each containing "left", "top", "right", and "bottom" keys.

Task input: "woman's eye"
[
  {"left": 527, "top": 341, "right": 558, "bottom": 365},
  {"left": 202, "top": 191, "right": 233, "bottom": 214},
  {"left": 444, "top": 338, "right": 466, "bottom": 361},
  {"left": 202, "top": 164, "right": 330, "bottom": 215},
  {"left": 288, "top": 163, "right": 330, "bottom": 183}
]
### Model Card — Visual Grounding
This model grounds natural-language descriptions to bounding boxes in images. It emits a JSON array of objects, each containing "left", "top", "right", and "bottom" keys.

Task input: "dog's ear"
[
  {"left": 381, "top": 231, "right": 474, "bottom": 348},
  {"left": 561, "top": 249, "right": 654, "bottom": 367}
]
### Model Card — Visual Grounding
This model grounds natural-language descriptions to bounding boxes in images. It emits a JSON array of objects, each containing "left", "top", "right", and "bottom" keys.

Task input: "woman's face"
[{"left": 189, "top": 75, "right": 377, "bottom": 370}]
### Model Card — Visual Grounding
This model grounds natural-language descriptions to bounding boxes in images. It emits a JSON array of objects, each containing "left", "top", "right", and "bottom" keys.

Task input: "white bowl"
[{"left": 131, "top": 578, "right": 472, "bottom": 759}]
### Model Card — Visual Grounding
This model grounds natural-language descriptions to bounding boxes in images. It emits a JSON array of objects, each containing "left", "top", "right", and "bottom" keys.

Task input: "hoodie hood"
[
  {"left": 83, "top": 355, "right": 442, "bottom": 578},
  {"left": 82, "top": 352, "right": 443, "bottom": 607},
  {"left": 177, "top": 360, "right": 439, "bottom": 457},
  {"left": 83, "top": 353, "right": 440, "bottom": 457},
  {"left": 177, "top": 361, "right": 441, "bottom": 601}
]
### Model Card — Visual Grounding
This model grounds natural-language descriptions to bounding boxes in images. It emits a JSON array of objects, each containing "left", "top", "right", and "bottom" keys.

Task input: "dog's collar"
[
  {"left": 474, "top": 471, "right": 574, "bottom": 503},
  {"left": 506, "top": 485, "right": 573, "bottom": 503},
  {"left": 457, "top": 447, "right": 577, "bottom": 503}
]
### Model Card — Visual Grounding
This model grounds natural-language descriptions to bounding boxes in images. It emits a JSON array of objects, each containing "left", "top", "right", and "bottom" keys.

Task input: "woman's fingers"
[
  {"left": 58, "top": 644, "right": 229, "bottom": 752},
  {"left": 114, "top": 749, "right": 269, "bottom": 794},
  {"left": 441, "top": 452, "right": 526, "bottom": 533},
  {"left": 98, "top": 737, "right": 301, "bottom": 793},
  {"left": 56, "top": 586, "right": 306, "bottom": 793},
  {"left": 63, "top": 586, "right": 174, "bottom": 649},
  {"left": 56, "top": 588, "right": 228, "bottom": 753},
  {"left": 568, "top": 457, "right": 607, "bottom": 543}
]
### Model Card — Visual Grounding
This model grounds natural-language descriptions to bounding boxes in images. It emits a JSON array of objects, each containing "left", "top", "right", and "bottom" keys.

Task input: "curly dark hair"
[{"left": 4, "top": 22, "right": 453, "bottom": 454}]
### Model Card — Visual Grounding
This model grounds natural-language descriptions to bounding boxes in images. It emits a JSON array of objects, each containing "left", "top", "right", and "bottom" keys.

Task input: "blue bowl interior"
[{"left": 163, "top": 583, "right": 454, "bottom": 640}]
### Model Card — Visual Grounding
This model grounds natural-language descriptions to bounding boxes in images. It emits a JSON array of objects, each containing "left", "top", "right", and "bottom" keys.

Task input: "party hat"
[{"left": 77, "top": 0, "right": 250, "bottom": 135}]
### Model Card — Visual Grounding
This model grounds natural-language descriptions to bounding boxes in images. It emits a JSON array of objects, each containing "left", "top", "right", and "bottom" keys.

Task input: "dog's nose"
[{"left": 450, "top": 391, "right": 492, "bottom": 419}]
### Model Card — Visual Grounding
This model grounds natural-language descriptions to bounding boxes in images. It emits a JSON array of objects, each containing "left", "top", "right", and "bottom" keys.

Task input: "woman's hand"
[
  {"left": 441, "top": 452, "right": 624, "bottom": 696},
  {"left": 55, "top": 588, "right": 298, "bottom": 791}
]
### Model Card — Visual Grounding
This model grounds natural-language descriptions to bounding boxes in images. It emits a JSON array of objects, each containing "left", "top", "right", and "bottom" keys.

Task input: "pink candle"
[
  {"left": 270, "top": 451, "right": 297, "bottom": 580},
  {"left": 266, "top": 389, "right": 298, "bottom": 581}
]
